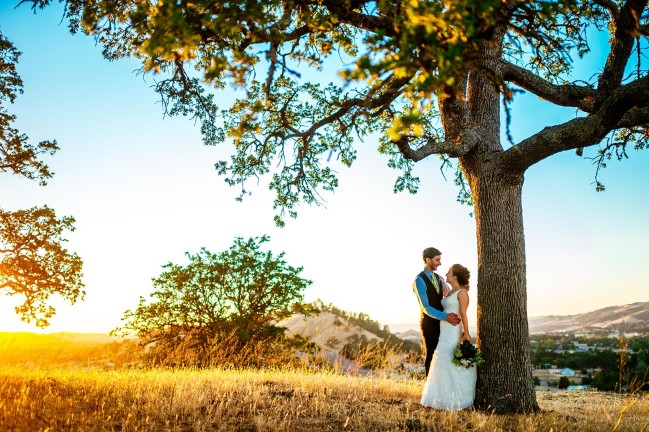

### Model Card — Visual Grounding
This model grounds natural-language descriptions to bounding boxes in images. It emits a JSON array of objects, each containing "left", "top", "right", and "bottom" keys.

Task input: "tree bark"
[
  {"left": 459, "top": 36, "right": 537, "bottom": 412},
  {"left": 471, "top": 170, "right": 538, "bottom": 413}
]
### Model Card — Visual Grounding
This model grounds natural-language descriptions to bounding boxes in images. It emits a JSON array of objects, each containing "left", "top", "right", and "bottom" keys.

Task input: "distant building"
[
  {"left": 574, "top": 343, "right": 589, "bottom": 352},
  {"left": 401, "top": 363, "right": 425, "bottom": 373},
  {"left": 574, "top": 332, "right": 594, "bottom": 338},
  {"left": 561, "top": 368, "right": 576, "bottom": 376},
  {"left": 567, "top": 385, "right": 591, "bottom": 391}
]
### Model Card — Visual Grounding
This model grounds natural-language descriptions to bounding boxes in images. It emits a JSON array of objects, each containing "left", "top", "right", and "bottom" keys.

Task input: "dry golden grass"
[
  {"left": 0, "top": 333, "right": 647, "bottom": 431},
  {"left": 0, "top": 332, "right": 133, "bottom": 368},
  {"left": 1, "top": 366, "right": 648, "bottom": 432}
]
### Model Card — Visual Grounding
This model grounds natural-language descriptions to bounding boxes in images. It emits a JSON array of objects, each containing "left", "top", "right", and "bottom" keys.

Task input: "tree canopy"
[
  {"left": 0, "top": 29, "right": 84, "bottom": 327},
  {"left": 24, "top": 0, "right": 649, "bottom": 221},
  {"left": 19, "top": 0, "right": 649, "bottom": 412}
]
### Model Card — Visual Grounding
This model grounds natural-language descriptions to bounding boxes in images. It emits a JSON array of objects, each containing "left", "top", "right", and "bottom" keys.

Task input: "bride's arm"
[{"left": 458, "top": 289, "right": 471, "bottom": 342}]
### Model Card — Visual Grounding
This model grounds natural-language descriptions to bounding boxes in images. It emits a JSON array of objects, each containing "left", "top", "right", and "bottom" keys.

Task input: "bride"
[{"left": 420, "top": 263, "right": 476, "bottom": 410}]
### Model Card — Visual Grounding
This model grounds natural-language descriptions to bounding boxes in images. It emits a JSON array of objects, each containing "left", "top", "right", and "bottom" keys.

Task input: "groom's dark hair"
[{"left": 422, "top": 247, "right": 442, "bottom": 261}]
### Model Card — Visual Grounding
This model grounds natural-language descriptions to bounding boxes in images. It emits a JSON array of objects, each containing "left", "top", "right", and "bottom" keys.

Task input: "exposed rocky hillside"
[
  {"left": 278, "top": 308, "right": 421, "bottom": 374},
  {"left": 279, "top": 311, "right": 382, "bottom": 354}
]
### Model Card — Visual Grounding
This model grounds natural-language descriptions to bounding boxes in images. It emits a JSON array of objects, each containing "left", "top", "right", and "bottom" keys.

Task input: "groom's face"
[{"left": 425, "top": 255, "right": 441, "bottom": 271}]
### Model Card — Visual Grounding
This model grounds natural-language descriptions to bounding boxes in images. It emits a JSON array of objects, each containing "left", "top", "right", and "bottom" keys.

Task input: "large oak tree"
[{"left": 23, "top": 0, "right": 649, "bottom": 412}]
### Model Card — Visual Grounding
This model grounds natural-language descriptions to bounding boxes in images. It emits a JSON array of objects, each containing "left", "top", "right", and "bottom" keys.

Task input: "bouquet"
[{"left": 452, "top": 340, "right": 485, "bottom": 368}]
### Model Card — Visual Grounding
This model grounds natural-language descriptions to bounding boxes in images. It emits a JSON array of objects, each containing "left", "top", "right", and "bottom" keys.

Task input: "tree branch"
[
  {"left": 497, "top": 115, "right": 605, "bottom": 175},
  {"left": 279, "top": 76, "right": 410, "bottom": 142},
  {"left": 498, "top": 59, "right": 596, "bottom": 111},
  {"left": 499, "top": 74, "right": 649, "bottom": 175},
  {"left": 595, "top": 0, "right": 648, "bottom": 108},
  {"left": 640, "top": 23, "right": 649, "bottom": 36},
  {"left": 616, "top": 106, "right": 649, "bottom": 128},
  {"left": 592, "top": 0, "right": 620, "bottom": 22},
  {"left": 394, "top": 127, "right": 479, "bottom": 161},
  {"left": 323, "top": 2, "right": 396, "bottom": 36}
]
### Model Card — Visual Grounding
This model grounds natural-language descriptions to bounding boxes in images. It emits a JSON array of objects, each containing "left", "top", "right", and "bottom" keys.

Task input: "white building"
[{"left": 567, "top": 385, "right": 591, "bottom": 391}]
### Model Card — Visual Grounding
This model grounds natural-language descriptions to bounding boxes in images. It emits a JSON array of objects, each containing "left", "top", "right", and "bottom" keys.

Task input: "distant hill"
[
  {"left": 528, "top": 301, "right": 649, "bottom": 334},
  {"left": 389, "top": 301, "right": 649, "bottom": 337},
  {"left": 280, "top": 311, "right": 383, "bottom": 353},
  {"left": 278, "top": 306, "right": 422, "bottom": 374},
  {"left": 0, "top": 332, "right": 132, "bottom": 367}
]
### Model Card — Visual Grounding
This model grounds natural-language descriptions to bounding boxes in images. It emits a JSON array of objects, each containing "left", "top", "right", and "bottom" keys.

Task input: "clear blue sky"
[{"left": 1, "top": 3, "right": 648, "bottom": 333}]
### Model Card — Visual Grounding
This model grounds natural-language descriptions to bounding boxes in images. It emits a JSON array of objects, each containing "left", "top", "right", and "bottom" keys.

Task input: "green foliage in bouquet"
[{"left": 453, "top": 340, "right": 485, "bottom": 368}]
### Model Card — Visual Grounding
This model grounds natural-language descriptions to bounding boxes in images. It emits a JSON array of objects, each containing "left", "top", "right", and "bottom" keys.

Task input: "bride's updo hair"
[{"left": 451, "top": 264, "right": 470, "bottom": 287}]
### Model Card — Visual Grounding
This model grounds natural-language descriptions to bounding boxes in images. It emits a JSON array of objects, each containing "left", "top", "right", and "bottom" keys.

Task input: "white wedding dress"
[{"left": 420, "top": 289, "right": 477, "bottom": 410}]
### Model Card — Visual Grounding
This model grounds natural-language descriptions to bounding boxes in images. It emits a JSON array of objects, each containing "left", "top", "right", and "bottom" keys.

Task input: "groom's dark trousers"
[{"left": 418, "top": 271, "right": 445, "bottom": 377}]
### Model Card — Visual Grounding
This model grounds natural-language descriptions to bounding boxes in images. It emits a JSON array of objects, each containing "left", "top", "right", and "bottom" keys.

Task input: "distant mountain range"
[
  {"left": 390, "top": 301, "right": 649, "bottom": 337},
  {"left": 527, "top": 301, "right": 649, "bottom": 334},
  {"left": 281, "top": 302, "right": 649, "bottom": 361}
]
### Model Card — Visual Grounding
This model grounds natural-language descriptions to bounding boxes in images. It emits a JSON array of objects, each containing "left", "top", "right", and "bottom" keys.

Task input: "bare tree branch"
[
  {"left": 498, "top": 115, "right": 604, "bottom": 175},
  {"left": 394, "top": 128, "right": 479, "bottom": 161},
  {"left": 594, "top": 0, "right": 648, "bottom": 109},
  {"left": 616, "top": 106, "right": 649, "bottom": 127},
  {"left": 500, "top": 73, "right": 649, "bottom": 175},
  {"left": 498, "top": 59, "right": 596, "bottom": 111}
]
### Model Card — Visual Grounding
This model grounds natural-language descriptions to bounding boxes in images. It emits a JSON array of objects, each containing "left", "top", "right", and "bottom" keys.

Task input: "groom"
[{"left": 413, "top": 247, "right": 461, "bottom": 376}]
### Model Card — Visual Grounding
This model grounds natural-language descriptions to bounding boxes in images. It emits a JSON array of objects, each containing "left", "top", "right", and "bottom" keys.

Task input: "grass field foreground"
[{"left": 1, "top": 365, "right": 648, "bottom": 432}]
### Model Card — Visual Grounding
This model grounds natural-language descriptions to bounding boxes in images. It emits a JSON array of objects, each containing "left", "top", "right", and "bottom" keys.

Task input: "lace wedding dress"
[{"left": 420, "top": 289, "right": 477, "bottom": 410}]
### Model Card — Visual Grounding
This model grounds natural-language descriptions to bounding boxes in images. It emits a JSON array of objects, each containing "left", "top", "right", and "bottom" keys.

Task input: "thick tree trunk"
[{"left": 471, "top": 171, "right": 538, "bottom": 413}]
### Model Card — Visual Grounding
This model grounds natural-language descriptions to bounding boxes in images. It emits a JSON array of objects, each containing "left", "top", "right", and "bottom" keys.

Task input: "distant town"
[{"left": 529, "top": 330, "right": 648, "bottom": 391}]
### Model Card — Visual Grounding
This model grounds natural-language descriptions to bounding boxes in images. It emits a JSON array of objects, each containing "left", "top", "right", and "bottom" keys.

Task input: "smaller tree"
[
  {"left": 115, "top": 236, "right": 312, "bottom": 366},
  {"left": 557, "top": 376, "right": 571, "bottom": 390},
  {"left": 593, "top": 370, "right": 619, "bottom": 392}
]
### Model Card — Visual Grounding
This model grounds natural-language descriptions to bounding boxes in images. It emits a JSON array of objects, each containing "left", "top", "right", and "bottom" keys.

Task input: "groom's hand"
[{"left": 445, "top": 313, "right": 461, "bottom": 325}]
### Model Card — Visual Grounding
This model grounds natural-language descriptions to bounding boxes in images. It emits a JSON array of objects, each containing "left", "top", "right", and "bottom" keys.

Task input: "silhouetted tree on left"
[{"left": 0, "top": 30, "right": 84, "bottom": 327}]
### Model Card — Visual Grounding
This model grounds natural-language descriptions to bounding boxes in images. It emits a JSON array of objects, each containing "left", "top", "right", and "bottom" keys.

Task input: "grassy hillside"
[
  {"left": 0, "top": 332, "right": 133, "bottom": 368},
  {"left": 0, "top": 332, "right": 648, "bottom": 431}
]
